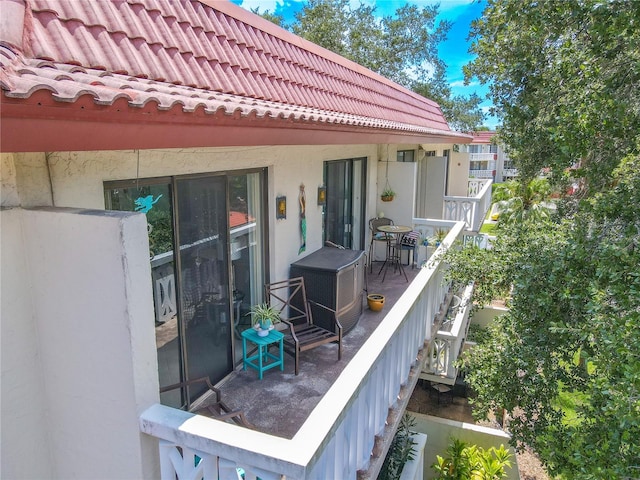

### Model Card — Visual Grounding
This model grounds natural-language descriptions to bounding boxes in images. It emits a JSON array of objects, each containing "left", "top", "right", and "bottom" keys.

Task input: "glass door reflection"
[{"left": 175, "top": 175, "right": 232, "bottom": 403}]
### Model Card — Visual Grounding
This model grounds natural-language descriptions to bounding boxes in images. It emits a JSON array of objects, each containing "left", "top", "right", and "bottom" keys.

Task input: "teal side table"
[{"left": 241, "top": 328, "right": 285, "bottom": 379}]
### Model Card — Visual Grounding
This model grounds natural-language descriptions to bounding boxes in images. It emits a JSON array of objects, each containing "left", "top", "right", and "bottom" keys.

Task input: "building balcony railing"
[
  {"left": 469, "top": 169, "right": 494, "bottom": 179},
  {"left": 502, "top": 168, "right": 519, "bottom": 178},
  {"left": 443, "top": 179, "right": 493, "bottom": 232},
  {"left": 421, "top": 283, "right": 474, "bottom": 385},
  {"left": 139, "top": 221, "right": 467, "bottom": 480},
  {"left": 469, "top": 152, "right": 497, "bottom": 162}
]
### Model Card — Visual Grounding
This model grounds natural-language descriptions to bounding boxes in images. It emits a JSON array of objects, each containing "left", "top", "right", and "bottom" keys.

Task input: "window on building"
[
  {"left": 468, "top": 145, "right": 482, "bottom": 154},
  {"left": 397, "top": 150, "right": 415, "bottom": 162},
  {"left": 424, "top": 150, "right": 437, "bottom": 157},
  {"left": 489, "top": 144, "right": 498, "bottom": 154}
]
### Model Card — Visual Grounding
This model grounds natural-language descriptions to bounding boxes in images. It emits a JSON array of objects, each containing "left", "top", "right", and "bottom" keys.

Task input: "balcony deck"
[
  {"left": 140, "top": 222, "right": 467, "bottom": 480},
  {"left": 216, "top": 262, "right": 421, "bottom": 439}
]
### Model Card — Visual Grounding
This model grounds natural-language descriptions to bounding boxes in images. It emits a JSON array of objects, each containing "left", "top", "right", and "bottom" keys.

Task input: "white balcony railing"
[
  {"left": 469, "top": 169, "right": 494, "bottom": 179},
  {"left": 140, "top": 223, "right": 467, "bottom": 480},
  {"left": 422, "top": 283, "right": 474, "bottom": 385},
  {"left": 443, "top": 179, "right": 492, "bottom": 232},
  {"left": 469, "top": 152, "right": 496, "bottom": 162},
  {"left": 502, "top": 168, "right": 519, "bottom": 178}
]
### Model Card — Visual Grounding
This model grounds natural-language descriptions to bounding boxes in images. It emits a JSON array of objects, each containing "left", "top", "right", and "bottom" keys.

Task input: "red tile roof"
[
  {"left": 0, "top": 0, "right": 471, "bottom": 151},
  {"left": 469, "top": 131, "right": 496, "bottom": 144}
]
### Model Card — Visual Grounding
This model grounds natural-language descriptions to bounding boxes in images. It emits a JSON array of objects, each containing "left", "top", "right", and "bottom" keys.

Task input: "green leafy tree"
[
  {"left": 292, "top": 0, "right": 449, "bottom": 87},
  {"left": 492, "top": 178, "right": 553, "bottom": 227},
  {"left": 255, "top": 0, "right": 484, "bottom": 131},
  {"left": 465, "top": 0, "right": 640, "bottom": 193},
  {"left": 249, "top": 7, "right": 287, "bottom": 28},
  {"left": 449, "top": 162, "right": 640, "bottom": 478},
  {"left": 449, "top": 2, "right": 640, "bottom": 478}
]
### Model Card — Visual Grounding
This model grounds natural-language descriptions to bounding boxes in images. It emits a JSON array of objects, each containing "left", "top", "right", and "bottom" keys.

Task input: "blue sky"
[{"left": 230, "top": 0, "right": 497, "bottom": 129}]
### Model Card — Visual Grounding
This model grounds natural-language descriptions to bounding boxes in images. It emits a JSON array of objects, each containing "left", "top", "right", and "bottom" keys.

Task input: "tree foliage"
[
  {"left": 255, "top": 0, "right": 484, "bottom": 131},
  {"left": 292, "top": 0, "right": 448, "bottom": 87},
  {"left": 249, "top": 7, "right": 286, "bottom": 28},
  {"left": 465, "top": 0, "right": 640, "bottom": 192},
  {"left": 450, "top": 157, "right": 640, "bottom": 478},
  {"left": 492, "top": 178, "right": 554, "bottom": 227},
  {"left": 447, "top": 2, "right": 640, "bottom": 478}
]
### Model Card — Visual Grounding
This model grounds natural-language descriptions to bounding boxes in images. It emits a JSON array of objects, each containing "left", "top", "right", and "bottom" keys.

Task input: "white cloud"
[
  {"left": 236, "top": 0, "right": 272, "bottom": 12},
  {"left": 235, "top": 0, "right": 282, "bottom": 14},
  {"left": 450, "top": 80, "right": 479, "bottom": 88},
  {"left": 336, "top": 0, "right": 477, "bottom": 21}
]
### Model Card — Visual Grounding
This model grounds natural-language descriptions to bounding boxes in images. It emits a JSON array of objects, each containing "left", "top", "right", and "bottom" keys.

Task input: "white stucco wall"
[
  {"left": 1, "top": 152, "right": 20, "bottom": 206},
  {"left": 15, "top": 145, "right": 388, "bottom": 282},
  {"left": 447, "top": 151, "right": 470, "bottom": 197},
  {"left": 1, "top": 208, "right": 54, "bottom": 479},
  {"left": 1, "top": 207, "right": 160, "bottom": 479},
  {"left": 375, "top": 160, "right": 416, "bottom": 228},
  {"left": 471, "top": 304, "right": 509, "bottom": 328}
]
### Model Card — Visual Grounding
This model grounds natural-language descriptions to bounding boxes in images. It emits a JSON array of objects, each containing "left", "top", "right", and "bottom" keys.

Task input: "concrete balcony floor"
[{"left": 216, "top": 259, "right": 420, "bottom": 439}]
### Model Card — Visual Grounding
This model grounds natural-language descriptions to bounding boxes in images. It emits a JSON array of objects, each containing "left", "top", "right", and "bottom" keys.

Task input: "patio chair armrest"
[
  {"left": 205, "top": 406, "right": 254, "bottom": 429},
  {"left": 214, "top": 409, "right": 245, "bottom": 421},
  {"left": 160, "top": 376, "right": 221, "bottom": 402},
  {"left": 307, "top": 299, "right": 343, "bottom": 332},
  {"left": 281, "top": 319, "right": 300, "bottom": 342}
]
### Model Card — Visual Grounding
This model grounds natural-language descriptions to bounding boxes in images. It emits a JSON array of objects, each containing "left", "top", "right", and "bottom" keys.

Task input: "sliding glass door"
[
  {"left": 105, "top": 168, "right": 267, "bottom": 408},
  {"left": 175, "top": 175, "right": 232, "bottom": 401},
  {"left": 324, "top": 158, "right": 366, "bottom": 249}
]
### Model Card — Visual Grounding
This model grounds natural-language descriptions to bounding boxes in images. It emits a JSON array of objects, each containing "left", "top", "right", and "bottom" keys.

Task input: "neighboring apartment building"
[
  {"left": 0, "top": 1, "right": 483, "bottom": 478},
  {"left": 460, "top": 131, "right": 517, "bottom": 183}
]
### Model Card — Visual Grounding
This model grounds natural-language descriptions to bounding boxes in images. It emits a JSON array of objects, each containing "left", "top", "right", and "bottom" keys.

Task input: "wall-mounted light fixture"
[
  {"left": 276, "top": 196, "right": 286, "bottom": 219},
  {"left": 317, "top": 186, "right": 326, "bottom": 206}
]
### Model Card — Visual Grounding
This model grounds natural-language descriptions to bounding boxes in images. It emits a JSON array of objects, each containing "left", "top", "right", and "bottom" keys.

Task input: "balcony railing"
[
  {"left": 443, "top": 179, "right": 492, "bottom": 232},
  {"left": 422, "top": 283, "right": 474, "bottom": 385},
  {"left": 469, "top": 169, "right": 494, "bottom": 179},
  {"left": 469, "top": 152, "right": 496, "bottom": 162},
  {"left": 139, "top": 221, "right": 467, "bottom": 480},
  {"left": 502, "top": 168, "right": 519, "bottom": 178}
]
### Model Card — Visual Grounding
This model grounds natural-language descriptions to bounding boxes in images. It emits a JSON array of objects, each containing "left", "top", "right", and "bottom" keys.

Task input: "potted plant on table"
[{"left": 248, "top": 303, "right": 281, "bottom": 336}]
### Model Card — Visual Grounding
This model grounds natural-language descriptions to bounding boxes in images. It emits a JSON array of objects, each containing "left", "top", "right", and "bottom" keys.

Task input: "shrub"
[
  {"left": 379, "top": 414, "right": 417, "bottom": 480},
  {"left": 432, "top": 437, "right": 512, "bottom": 480}
]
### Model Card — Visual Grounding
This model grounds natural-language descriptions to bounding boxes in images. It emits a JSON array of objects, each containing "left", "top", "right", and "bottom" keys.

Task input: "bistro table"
[{"left": 376, "top": 224, "right": 411, "bottom": 282}]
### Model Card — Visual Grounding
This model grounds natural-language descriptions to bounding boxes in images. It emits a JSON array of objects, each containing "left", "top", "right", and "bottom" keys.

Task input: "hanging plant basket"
[{"left": 381, "top": 162, "right": 395, "bottom": 202}]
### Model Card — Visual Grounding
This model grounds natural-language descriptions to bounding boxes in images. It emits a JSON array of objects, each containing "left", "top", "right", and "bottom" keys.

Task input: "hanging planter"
[
  {"left": 381, "top": 163, "right": 395, "bottom": 201},
  {"left": 381, "top": 186, "right": 395, "bottom": 202}
]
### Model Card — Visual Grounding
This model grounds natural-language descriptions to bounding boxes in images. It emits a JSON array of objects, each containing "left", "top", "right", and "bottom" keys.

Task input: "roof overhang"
[
  {"left": 1, "top": 92, "right": 471, "bottom": 152},
  {"left": 0, "top": 43, "right": 472, "bottom": 152}
]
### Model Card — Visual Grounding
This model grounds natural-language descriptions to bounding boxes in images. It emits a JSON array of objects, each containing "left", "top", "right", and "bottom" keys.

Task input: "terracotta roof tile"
[
  {"left": 470, "top": 131, "right": 496, "bottom": 144},
  {"left": 2, "top": 0, "right": 471, "bottom": 143}
]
